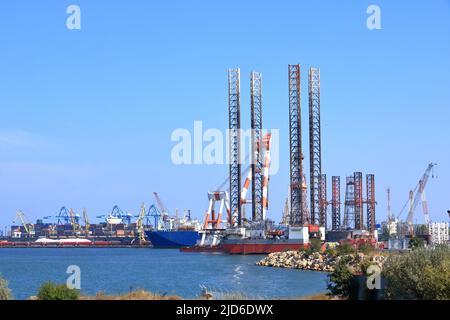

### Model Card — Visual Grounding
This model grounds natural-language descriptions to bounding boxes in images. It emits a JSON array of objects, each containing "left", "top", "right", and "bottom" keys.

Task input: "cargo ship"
[
  {"left": 145, "top": 230, "right": 200, "bottom": 248},
  {"left": 145, "top": 210, "right": 202, "bottom": 248},
  {"left": 0, "top": 236, "right": 150, "bottom": 248}
]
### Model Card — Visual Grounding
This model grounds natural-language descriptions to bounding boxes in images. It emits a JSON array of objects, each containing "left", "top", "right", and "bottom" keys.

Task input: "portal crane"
[
  {"left": 12, "top": 210, "right": 35, "bottom": 237},
  {"left": 82, "top": 208, "right": 90, "bottom": 236},
  {"left": 69, "top": 208, "right": 81, "bottom": 234},
  {"left": 135, "top": 203, "right": 147, "bottom": 242}
]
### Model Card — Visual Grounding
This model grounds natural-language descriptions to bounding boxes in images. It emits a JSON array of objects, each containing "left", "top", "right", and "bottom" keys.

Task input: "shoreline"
[{"left": 256, "top": 250, "right": 387, "bottom": 273}]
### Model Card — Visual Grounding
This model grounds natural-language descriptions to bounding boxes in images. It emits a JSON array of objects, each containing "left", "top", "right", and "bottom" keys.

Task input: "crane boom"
[
  {"left": 153, "top": 192, "right": 169, "bottom": 215},
  {"left": 12, "top": 211, "right": 35, "bottom": 236},
  {"left": 136, "top": 203, "right": 147, "bottom": 241},
  {"left": 406, "top": 162, "right": 437, "bottom": 234},
  {"left": 83, "top": 208, "right": 90, "bottom": 236}
]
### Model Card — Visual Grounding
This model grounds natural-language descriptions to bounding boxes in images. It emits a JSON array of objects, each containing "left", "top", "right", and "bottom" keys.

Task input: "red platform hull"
[
  {"left": 180, "top": 246, "right": 224, "bottom": 253},
  {"left": 220, "top": 242, "right": 309, "bottom": 254}
]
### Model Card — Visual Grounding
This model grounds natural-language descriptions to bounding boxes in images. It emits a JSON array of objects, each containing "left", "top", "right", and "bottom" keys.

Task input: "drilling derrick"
[
  {"left": 366, "top": 174, "right": 376, "bottom": 232},
  {"left": 331, "top": 176, "right": 341, "bottom": 230},
  {"left": 228, "top": 68, "right": 242, "bottom": 226},
  {"left": 319, "top": 174, "right": 327, "bottom": 227},
  {"left": 343, "top": 175, "right": 355, "bottom": 229},
  {"left": 288, "top": 64, "right": 306, "bottom": 225},
  {"left": 308, "top": 67, "right": 322, "bottom": 226},
  {"left": 354, "top": 172, "right": 364, "bottom": 230},
  {"left": 250, "top": 71, "right": 263, "bottom": 222}
]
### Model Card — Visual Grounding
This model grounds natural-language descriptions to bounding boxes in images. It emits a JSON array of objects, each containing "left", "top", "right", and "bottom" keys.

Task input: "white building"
[{"left": 428, "top": 222, "right": 449, "bottom": 245}]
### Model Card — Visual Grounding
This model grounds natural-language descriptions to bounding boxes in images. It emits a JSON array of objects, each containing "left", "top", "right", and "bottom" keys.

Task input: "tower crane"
[
  {"left": 12, "top": 211, "right": 35, "bottom": 237},
  {"left": 400, "top": 163, "right": 437, "bottom": 236}
]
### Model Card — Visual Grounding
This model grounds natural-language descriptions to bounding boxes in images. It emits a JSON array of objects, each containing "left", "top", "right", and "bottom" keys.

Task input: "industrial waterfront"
[
  {"left": 1, "top": 65, "right": 447, "bottom": 252},
  {"left": 1, "top": 65, "right": 448, "bottom": 301}
]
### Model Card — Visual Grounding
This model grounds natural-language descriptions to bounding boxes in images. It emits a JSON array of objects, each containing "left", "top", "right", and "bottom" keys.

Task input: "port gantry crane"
[
  {"left": 398, "top": 162, "right": 437, "bottom": 236},
  {"left": 147, "top": 204, "right": 163, "bottom": 230},
  {"left": 12, "top": 210, "right": 35, "bottom": 237}
]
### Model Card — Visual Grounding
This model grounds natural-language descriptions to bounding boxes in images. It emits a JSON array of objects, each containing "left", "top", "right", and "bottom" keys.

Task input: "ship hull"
[
  {"left": 145, "top": 230, "right": 200, "bottom": 248},
  {"left": 220, "top": 239, "right": 309, "bottom": 254},
  {"left": 180, "top": 245, "right": 224, "bottom": 253}
]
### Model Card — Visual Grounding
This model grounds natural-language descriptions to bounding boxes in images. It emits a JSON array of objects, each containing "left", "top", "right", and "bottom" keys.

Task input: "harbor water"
[{"left": 0, "top": 248, "right": 328, "bottom": 300}]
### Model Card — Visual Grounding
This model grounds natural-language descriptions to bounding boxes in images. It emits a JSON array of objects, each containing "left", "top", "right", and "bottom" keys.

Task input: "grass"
[
  {"left": 81, "top": 289, "right": 182, "bottom": 300},
  {"left": 298, "top": 293, "right": 345, "bottom": 300}
]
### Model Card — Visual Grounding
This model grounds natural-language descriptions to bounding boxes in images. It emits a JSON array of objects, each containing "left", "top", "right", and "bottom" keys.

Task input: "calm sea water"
[{"left": 0, "top": 248, "right": 328, "bottom": 300}]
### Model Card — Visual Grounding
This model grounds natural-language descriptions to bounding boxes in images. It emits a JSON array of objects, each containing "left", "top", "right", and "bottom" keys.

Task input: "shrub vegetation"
[
  {"left": 37, "top": 282, "right": 80, "bottom": 300},
  {"left": 0, "top": 274, "right": 12, "bottom": 300},
  {"left": 382, "top": 245, "right": 450, "bottom": 300}
]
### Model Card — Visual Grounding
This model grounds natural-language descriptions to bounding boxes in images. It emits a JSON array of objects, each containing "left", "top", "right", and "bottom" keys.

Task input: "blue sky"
[{"left": 0, "top": 0, "right": 449, "bottom": 231}]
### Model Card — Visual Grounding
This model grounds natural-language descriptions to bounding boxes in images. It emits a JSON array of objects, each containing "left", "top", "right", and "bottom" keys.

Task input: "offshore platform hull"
[
  {"left": 180, "top": 245, "right": 224, "bottom": 253},
  {"left": 220, "top": 239, "right": 309, "bottom": 255},
  {"left": 145, "top": 230, "right": 200, "bottom": 248},
  {"left": 180, "top": 239, "right": 309, "bottom": 254}
]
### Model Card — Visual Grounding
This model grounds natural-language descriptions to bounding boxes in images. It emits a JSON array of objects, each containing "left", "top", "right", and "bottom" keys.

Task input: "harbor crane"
[
  {"left": 82, "top": 208, "right": 90, "bottom": 236},
  {"left": 135, "top": 203, "right": 147, "bottom": 242},
  {"left": 12, "top": 210, "right": 35, "bottom": 237},
  {"left": 399, "top": 162, "right": 437, "bottom": 236},
  {"left": 69, "top": 208, "right": 81, "bottom": 234},
  {"left": 147, "top": 204, "right": 162, "bottom": 229},
  {"left": 153, "top": 192, "right": 169, "bottom": 217},
  {"left": 57, "top": 206, "right": 71, "bottom": 225}
]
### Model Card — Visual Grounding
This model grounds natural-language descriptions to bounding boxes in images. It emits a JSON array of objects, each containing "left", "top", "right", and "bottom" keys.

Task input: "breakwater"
[{"left": 256, "top": 251, "right": 387, "bottom": 273}]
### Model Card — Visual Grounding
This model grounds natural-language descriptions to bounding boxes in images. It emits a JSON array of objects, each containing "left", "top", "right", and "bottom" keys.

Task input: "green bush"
[
  {"left": 325, "top": 247, "right": 337, "bottom": 256},
  {"left": 408, "top": 237, "right": 425, "bottom": 250},
  {"left": 336, "top": 242, "right": 356, "bottom": 256},
  {"left": 0, "top": 274, "right": 13, "bottom": 300},
  {"left": 37, "top": 282, "right": 80, "bottom": 300},
  {"left": 305, "top": 238, "right": 322, "bottom": 255},
  {"left": 358, "top": 244, "right": 375, "bottom": 255},
  {"left": 327, "top": 260, "right": 354, "bottom": 297},
  {"left": 382, "top": 245, "right": 450, "bottom": 300}
]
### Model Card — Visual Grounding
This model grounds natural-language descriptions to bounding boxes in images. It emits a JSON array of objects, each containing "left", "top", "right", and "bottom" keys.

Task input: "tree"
[
  {"left": 0, "top": 274, "right": 13, "bottom": 300},
  {"left": 327, "top": 260, "right": 354, "bottom": 297}
]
